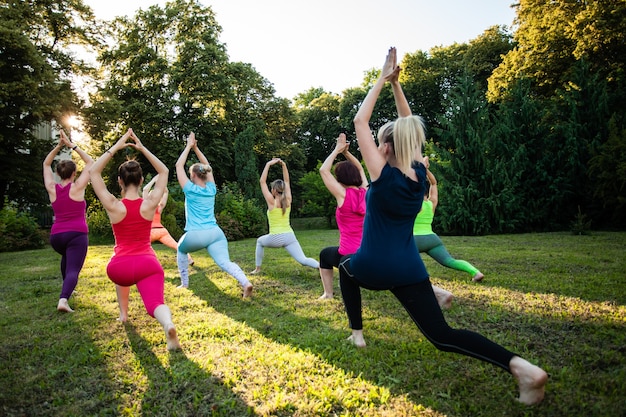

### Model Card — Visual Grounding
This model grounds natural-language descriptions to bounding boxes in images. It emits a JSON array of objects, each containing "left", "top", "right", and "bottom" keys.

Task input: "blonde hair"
[
  {"left": 189, "top": 163, "right": 212, "bottom": 181},
  {"left": 271, "top": 179, "right": 288, "bottom": 215},
  {"left": 378, "top": 116, "right": 426, "bottom": 175}
]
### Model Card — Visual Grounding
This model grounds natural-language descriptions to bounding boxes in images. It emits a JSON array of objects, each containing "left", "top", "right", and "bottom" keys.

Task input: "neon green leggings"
[{"left": 413, "top": 234, "right": 479, "bottom": 278}]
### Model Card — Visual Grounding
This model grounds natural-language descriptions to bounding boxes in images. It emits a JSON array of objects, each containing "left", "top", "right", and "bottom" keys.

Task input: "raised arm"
[
  {"left": 142, "top": 173, "right": 168, "bottom": 208},
  {"left": 127, "top": 129, "right": 169, "bottom": 217},
  {"left": 90, "top": 129, "right": 132, "bottom": 219},
  {"left": 343, "top": 148, "right": 369, "bottom": 188},
  {"left": 280, "top": 159, "right": 292, "bottom": 204},
  {"left": 175, "top": 134, "right": 194, "bottom": 189},
  {"left": 424, "top": 157, "right": 439, "bottom": 211},
  {"left": 61, "top": 131, "right": 94, "bottom": 191},
  {"left": 143, "top": 174, "right": 158, "bottom": 196},
  {"left": 320, "top": 134, "right": 349, "bottom": 201},
  {"left": 190, "top": 135, "right": 215, "bottom": 184},
  {"left": 259, "top": 158, "right": 280, "bottom": 207},
  {"left": 354, "top": 47, "right": 399, "bottom": 181},
  {"left": 389, "top": 62, "right": 411, "bottom": 117},
  {"left": 43, "top": 139, "right": 63, "bottom": 197}
]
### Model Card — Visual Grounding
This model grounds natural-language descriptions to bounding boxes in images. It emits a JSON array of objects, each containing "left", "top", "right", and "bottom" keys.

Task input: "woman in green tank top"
[{"left": 413, "top": 158, "right": 484, "bottom": 282}]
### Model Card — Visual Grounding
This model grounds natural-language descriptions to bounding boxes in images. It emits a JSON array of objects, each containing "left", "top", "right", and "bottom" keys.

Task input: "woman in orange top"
[{"left": 143, "top": 174, "right": 194, "bottom": 266}]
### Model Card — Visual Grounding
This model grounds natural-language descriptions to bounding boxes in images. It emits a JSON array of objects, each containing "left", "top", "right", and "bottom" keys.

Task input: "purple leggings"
[{"left": 49, "top": 231, "right": 89, "bottom": 300}]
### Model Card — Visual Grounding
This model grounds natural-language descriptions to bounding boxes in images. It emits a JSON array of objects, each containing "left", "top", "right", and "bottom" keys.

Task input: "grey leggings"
[{"left": 255, "top": 232, "right": 319, "bottom": 269}]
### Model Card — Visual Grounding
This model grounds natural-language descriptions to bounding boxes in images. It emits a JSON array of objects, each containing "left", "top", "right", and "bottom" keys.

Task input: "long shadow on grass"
[
  {"left": 180, "top": 266, "right": 626, "bottom": 417},
  {"left": 0, "top": 272, "right": 125, "bottom": 417},
  {"left": 123, "top": 323, "right": 255, "bottom": 416}
]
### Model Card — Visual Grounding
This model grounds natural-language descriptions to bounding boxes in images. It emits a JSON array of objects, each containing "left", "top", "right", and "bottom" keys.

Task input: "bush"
[
  {"left": 0, "top": 204, "right": 46, "bottom": 252},
  {"left": 84, "top": 183, "right": 266, "bottom": 243},
  {"left": 571, "top": 206, "right": 592, "bottom": 235},
  {"left": 87, "top": 201, "right": 113, "bottom": 240},
  {"left": 162, "top": 194, "right": 185, "bottom": 239},
  {"left": 215, "top": 182, "right": 266, "bottom": 241}
]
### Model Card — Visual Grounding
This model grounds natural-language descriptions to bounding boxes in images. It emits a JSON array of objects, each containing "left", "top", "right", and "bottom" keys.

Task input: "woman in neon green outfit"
[
  {"left": 413, "top": 159, "right": 484, "bottom": 282},
  {"left": 250, "top": 158, "right": 320, "bottom": 274}
]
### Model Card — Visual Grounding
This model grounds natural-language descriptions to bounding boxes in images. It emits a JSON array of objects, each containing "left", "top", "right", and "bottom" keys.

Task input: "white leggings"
[{"left": 255, "top": 232, "right": 319, "bottom": 269}]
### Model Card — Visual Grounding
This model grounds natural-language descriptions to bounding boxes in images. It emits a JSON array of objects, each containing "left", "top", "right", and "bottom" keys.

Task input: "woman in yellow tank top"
[{"left": 250, "top": 158, "right": 320, "bottom": 275}]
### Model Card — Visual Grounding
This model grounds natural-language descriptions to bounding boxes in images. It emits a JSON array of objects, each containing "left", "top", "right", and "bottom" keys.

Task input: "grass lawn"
[{"left": 0, "top": 230, "right": 624, "bottom": 416}]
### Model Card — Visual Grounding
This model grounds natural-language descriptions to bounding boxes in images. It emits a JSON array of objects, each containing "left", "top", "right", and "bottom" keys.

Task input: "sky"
[{"left": 84, "top": 0, "right": 517, "bottom": 99}]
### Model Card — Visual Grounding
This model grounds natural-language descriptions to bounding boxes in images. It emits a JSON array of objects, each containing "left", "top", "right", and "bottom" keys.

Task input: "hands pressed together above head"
[{"left": 108, "top": 128, "right": 146, "bottom": 155}]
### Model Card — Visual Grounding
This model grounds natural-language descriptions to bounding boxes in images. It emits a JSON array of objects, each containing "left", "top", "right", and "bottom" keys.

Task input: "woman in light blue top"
[
  {"left": 250, "top": 158, "right": 319, "bottom": 275},
  {"left": 175, "top": 132, "right": 253, "bottom": 297}
]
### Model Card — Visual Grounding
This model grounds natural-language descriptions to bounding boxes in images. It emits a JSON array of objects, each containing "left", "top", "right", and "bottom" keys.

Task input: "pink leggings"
[{"left": 106, "top": 254, "right": 164, "bottom": 316}]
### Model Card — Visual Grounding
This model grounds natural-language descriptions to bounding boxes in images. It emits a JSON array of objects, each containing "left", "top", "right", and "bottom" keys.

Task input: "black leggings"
[
  {"left": 339, "top": 255, "right": 515, "bottom": 372},
  {"left": 319, "top": 246, "right": 342, "bottom": 270}
]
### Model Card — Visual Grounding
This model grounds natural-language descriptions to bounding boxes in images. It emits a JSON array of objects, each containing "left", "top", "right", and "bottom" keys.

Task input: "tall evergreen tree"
[
  {"left": 435, "top": 74, "right": 525, "bottom": 234},
  {"left": 234, "top": 125, "right": 261, "bottom": 202}
]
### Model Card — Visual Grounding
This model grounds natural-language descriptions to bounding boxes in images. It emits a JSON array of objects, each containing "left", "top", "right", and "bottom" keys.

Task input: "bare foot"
[
  {"left": 243, "top": 283, "right": 253, "bottom": 298},
  {"left": 249, "top": 268, "right": 261, "bottom": 275},
  {"left": 347, "top": 332, "right": 366, "bottom": 348},
  {"left": 318, "top": 293, "right": 333, "bottom": 300},
  {"left": 434, "top": 289, "right": 454, "bottom": 310},
  {"left": 166, "top": 324, "right": 181, "bottom": 351},
  {"left": 472, "top": 272, "right": 484, "bottom": 282},
  {"left": 116, "top": 314, "right": 128, "bottom": 322},
  {"left": 57, "top": 298, "right": 74, "bottom": 313},
  {"left": 510, "top": 356, "right": 548, "bottom": 405}
]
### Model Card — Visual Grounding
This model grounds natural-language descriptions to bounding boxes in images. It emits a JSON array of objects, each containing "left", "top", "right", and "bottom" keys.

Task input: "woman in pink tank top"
[
  {"left": 43, "top": 129, "right": 93, "bottom": 313},
  {"left": 89, "top": 128, "right": 181, "bottom": 351},
  {"left": 318, "top": 133, "right": 369, "bottom": 299},
  {"left": 318, "top": 134, "right": 454, "bottom": 307}
]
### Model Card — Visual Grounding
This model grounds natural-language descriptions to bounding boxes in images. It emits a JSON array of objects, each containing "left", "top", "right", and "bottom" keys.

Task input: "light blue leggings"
[
  {"left": 255, "top": 232, "right": 319, "bottom": 269},
  {"left": 177, "top": 227, "right": 250, "bottom": 288}
]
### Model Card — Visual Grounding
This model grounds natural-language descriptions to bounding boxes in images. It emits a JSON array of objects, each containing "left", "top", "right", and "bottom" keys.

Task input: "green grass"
[{"left": 1, "top": 231, "right": 624, "bottom": 416}]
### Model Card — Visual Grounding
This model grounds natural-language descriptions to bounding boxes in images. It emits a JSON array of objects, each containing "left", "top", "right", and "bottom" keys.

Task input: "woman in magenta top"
[
  {"left": 90, "top": 128, "right": 180, "bottom": 351},
  {"left": 318, "top": 133, "right": 368, "bottom": 299},
  {"left": 43, "top": 129, "right": 93, "bottom": 313}
]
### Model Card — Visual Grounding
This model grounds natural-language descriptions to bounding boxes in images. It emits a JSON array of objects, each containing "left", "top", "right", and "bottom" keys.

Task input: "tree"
[
  {"left": 234, "top": 124, "right": 261, "bottom": 202},
  {"left": 294, "top": 88, "right": 342, "bottom": 171},
  {"left": 225, "top": 61, "right": 298, "bottom": 173},
  {"left": 488, "top": 0, "right": 626, "bottom": 102},
  {"left": 298, "top": 162, "right": 336, "bottom": 226},
  {"left": 588, "top": 115, "right": 626, "bottom": 228},
  {"left": 400, "top": 27, "right": 513, "bottom": 140},
  {"left": 0, "top": 0, "right": 99, "bottom": 210},
  {"left": 85, "top": 0, "right": 302, "bottom": 194},
  {"left": 434, "top": 74, "right": 525, "bottom": 235},
  {"left": 85, "top": 0, "right": 230, "bottom": 184}
]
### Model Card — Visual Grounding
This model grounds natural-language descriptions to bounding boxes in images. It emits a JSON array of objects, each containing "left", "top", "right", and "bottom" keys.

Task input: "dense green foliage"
[
  {"left": 214, "top": 182, "right": 267, "bottom": 241},
  {"left": 0, "top": 203, "right": 46, "bottom": 252},
  {"left": 3, "top": 0, "right": 626, "bottom": 246}
]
